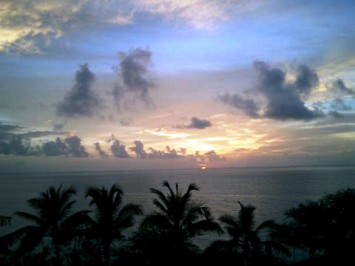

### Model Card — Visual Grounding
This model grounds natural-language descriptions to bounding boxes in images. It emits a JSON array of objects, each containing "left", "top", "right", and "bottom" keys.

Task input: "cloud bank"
[{"left": 0, "top": 0, "right": 237, "bottom": 54}]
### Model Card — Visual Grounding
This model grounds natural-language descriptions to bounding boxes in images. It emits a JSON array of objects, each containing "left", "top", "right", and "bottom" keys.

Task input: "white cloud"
[
  {"left": 0, "top": 0, "right": 244, "bottom": 54},
  {"left": 0, "top": 0, "right": 134, "bottom": 54},
  {"left": 138, "top": 0, "right": 232, "bottom": 30}
]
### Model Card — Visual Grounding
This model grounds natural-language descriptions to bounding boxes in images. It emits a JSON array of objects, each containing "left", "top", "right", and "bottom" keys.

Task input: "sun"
[{"left": 200, "top": 165, "right": 207, "bottom": 170}]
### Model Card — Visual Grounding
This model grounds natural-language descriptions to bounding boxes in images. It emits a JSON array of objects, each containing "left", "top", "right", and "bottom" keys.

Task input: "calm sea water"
[{"left": 1, "top": 166, "right": 355, "bottom": 245}]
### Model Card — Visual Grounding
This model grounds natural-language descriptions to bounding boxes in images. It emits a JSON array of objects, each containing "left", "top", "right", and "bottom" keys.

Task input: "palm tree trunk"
[
  {"left": 103, "top": 240, "right": 110, "bottom": 266},
  {"left": 54, "top": 241, "right": 61, "bottom": 266}
]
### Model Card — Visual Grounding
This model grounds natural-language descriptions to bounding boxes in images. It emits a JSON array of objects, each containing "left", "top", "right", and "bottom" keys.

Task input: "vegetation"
[
  {"left": 85, "top": 185, "right": 142, "bottom": 266},
  {"left": 0, "top": 183, "right": 354, "bottom": 266},
  {"left": 206, "top": 201, "right": 290, "bottom": 266},
  {"left": 129, "top": 181, "right": 222, "bottom": 265}
]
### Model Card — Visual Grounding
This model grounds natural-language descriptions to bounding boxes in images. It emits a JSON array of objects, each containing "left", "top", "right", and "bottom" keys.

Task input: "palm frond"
[
  {"left": 110, "top": 184, "right": 123, "bottom": 208},
  {"left": 15, "top": 211, "right": 44, "bottom": 226},
  {"left": 150, "top": 188, "right": 170, "bottom": 211},
  {"left": 14, "top": 226, "right": 46, "bottom": 256},
  {"left": 115, "top": 203, "right": 142, "bottom": 230},
  {"left": 188, "top": 219, "right": 223, "bottom": 236},
  {"left": 162, "top": 181, "right": 175, "bottom": 197},
  {"left": 0, "top": 215, "right": 11, "bottom": 227},
  {"left": 142, "top": 213, "right": 171, "bottom": 230},
  {"left": 255, "top": 219, "right": 276, "bottom": 233}
]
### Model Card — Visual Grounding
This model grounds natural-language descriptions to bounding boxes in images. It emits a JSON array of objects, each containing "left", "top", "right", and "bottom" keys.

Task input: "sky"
[{"left": 1, "top": 0, "right": 355, "bottom": 172}]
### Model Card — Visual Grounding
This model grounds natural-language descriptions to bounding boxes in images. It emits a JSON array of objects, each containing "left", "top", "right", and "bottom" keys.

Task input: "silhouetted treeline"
[{"left": 1, "top": 182, "right": 355, "bottom": 266}]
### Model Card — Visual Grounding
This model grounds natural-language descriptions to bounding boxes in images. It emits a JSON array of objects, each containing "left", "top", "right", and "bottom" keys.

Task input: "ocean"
[{"left": 1, "top": 166, "right": 355, "bottom": 246}]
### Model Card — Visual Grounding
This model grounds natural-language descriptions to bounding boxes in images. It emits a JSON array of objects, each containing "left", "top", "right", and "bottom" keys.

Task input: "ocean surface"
[{"left": 1, "top": 166, "right": 355, "bottom": 246}]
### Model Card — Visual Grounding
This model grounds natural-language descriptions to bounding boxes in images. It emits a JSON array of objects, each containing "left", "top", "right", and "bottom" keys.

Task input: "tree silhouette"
[
  {"left": 0, "top": 216, "right": 11, "bottom": 227},
  {"left": 135, "top": 181, "right": 222, "bottom": 264},
  {"left": 209, "top": 201, "right": 289, "bottom": 266},
  {"left": 0, "top": 215, "right": 12, "bottom": 264},
  {"left": 86, "top": 184, "right": 142, "bottom": 266},
  {"left": 281, "top": 188, "right": 355, "bottom": 265},
  {"left": 11, "top": 185, "right": 89, "bottom": 266}
]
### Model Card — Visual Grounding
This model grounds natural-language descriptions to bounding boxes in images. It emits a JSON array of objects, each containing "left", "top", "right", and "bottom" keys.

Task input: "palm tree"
[
  {"left": 0, "top": 216, "right": 11, "bottom": 227},
  {"left": 140, "top": 181, "right": 222, "bottom": 260},
  {"left": 0, "top": 215, "right": 12, "bottom": 264},
  {"left": 12, "top": 185, "right": 89, "bottom": 266},
  {"left": 85, "top": 184, "right": 142, "bottom": 266},
  {"left": 212, "top": 201, "right": 289, "bottom": 266}
]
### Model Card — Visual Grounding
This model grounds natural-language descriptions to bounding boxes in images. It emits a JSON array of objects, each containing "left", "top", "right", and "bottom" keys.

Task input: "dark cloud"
[
  {"left": 57, "top": 63, "right": 101, "bottom": 117},
  {"left": 147, "top": 146, "right": 184, "bottom": 159},
  {"left": 314, "top": 79, "right": 355, "bottom": 115},
  {"left": 130, "top": 140, "right": 147, "bottom": 159},
  {"left": 0, "top": 135, "right": 41, "bottom": 156},
  {"left": 42, "top": 138, "right": 68, "bottom": 156},
  {"left": 53, "top": 123, "right": 65, "bottom": 131},
  {"left": 182, "top": 117, "right": 212, "bottom": 129},
  {"left": 0, "top": 124, "right": 65, "bottom": 156},
  {"left": 219, "top": 94, "right": 260, "bottom": 118},
  {"left": 21, "top": 131, "right": 66, "bottom": 139},
  {"left": 112, "top": 48, "right": 154, "bottom": 109},
  {"left": 111, "top": 139, "right": 130, "bottom": 158},
  {"left": 194, "top": 150, "right": 225, "bottom": 164},
  {"left": 0, "top": 124, "right": 22, "bottom": 133},
  {"left": 220, "top": 61, "right": 322, "bottom": 120},
  {"left": 95, "top": 142, "right": 108, "bottom": 158},
  {"left": 204, "top": 150, "right": 225, "bottom": 161},
  {"left": 65, "top": 136, "right": 88, "bottom": 157},
  {"left": 128, "top": 140, "right": 224, "bottom": 162},
  {"left": 330, "top": 79, "right": 354, "bottom": 96},
  {"left": 42, "top": 136, "right": 88, "bottom": 157}
]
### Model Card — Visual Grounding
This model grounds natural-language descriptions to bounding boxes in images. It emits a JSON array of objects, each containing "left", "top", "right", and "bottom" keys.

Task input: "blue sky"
[{"left": 0, "top": 0, "right": 355, "bottom": 171}]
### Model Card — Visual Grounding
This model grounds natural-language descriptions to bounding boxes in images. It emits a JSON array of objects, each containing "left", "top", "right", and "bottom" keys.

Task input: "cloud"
[
  {"left": 53, "top": 123, "right": 65, "bottom": 131},
  {"left": 147, "top": 146, "right": 184, "bottom": 159},
  {"left": 42, "top": 137, "right": 68, "bottom": 156},
  {"left": 95, "top": 142, "right": 108, "bottom": 158},
  {"left": 220, "top": 61, "right": 322, "bottom": 120},
  {"left": 128, "top": 140, "right": 224, "bottom": 162},
  {"left": 0, "top": 1, "right": 134, "bottom": 55},
  {"left": 315, "top": 79, "right": 355, "bottom": 114},
  {"left": 65, "top": 136, "right": 88, "bottom": 157},
  {"left": 130, "top": 140, "right": 147, "bottom": 159},
  {"left": 203, "top": 150, "right": 225, "bottom": 161},
  {"left": 0, "top": 136, "right": 32, "bottom": 156},
  {"left": 42, "top": 136, "right": 88, "bottom": 157},
  {"left": 38, "top": 135, "right": 88, "bottom": 157},
  {"left": 111, "top": 139, "right": 130, "bottom": 158},
  {"left": 21, "top": 131, "right": 66, "bottom": 139},
  {"left": 0, "top": 1, "right": 236, "bottom": 55},
  {"left": 139, "top": 0, "right": 232, "bottom": 30},
  {"left": 113, "top": 48, "right": 154, "bottom": 109},
  {"left": 0, "top": 123, "right": 67, "bottom": 156},
  {"left": 218, "top": 94, "right": 260, "bottom": 118},
  {"left": 181, "top": 117, "right": 212, "bottom": 129},
  {"left": 57, "top": 63, "right": 101, "bottom": 118},
  {"left": 329, "top": 79, "right": 354, "bottom": 96},
  {"left": 0, "top": 124, "right": 22, "bottom": 132}
]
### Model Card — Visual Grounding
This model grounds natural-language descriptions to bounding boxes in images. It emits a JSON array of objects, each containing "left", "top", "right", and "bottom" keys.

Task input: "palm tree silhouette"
[
  {"left": 0, "top": 215, "right": 12, "bottom": 264},
  {"left": 0, "top": 216, "right": 11, "bottom": 227},
  {"left": 12, "top": 185, "right": 89, "bottom": 266},
  {"left": 212, "top": 201, "right": 288, "bottom": 266},
  {"left": 85, "top": 184, "right": 142, "bottom": 266},
  {"left": 140, "top": 181, "right": 222, "bottom": 261}
]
